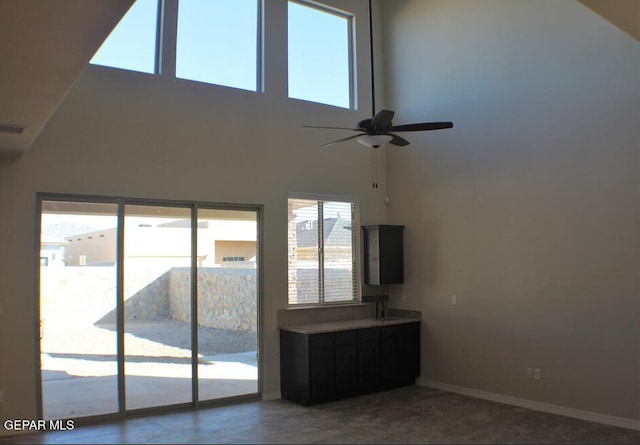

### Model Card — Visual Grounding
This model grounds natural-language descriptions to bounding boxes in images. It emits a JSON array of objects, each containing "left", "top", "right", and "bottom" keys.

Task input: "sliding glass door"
[
  {"left": 38, "top": 196, "right": 260, "bottom": 420},
  {"left": 123, "top": 204, "right": 194, "bottom": 410},
  {"left": 39, "top": 200, "right": 119, "bottom": 419},
  {"left": 196, "top": 208, "right": 258, "bottom": 401}
]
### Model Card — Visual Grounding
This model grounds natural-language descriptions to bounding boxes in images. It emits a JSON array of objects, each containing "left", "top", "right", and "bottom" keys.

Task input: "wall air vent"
[{"left": 0, "top": 124, "right": 27, "bottom": 134}]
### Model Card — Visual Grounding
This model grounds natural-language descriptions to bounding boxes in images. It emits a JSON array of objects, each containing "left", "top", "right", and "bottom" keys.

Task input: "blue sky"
[{"left": 90, "top": 0, "right": 351, "bottom": 108}]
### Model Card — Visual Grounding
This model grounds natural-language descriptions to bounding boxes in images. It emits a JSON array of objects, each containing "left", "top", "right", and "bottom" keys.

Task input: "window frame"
[
  {"left": 174, "top": 0, "right": 263, "bottom": 92},
  {"left": 287, "top": 193, "right": 361, "bottom": 307},
  {"left": 287, "top": 0, "right": 356, "bottom": 109},
  {"left": 89, "top": 0, "right": 164, "bottom": 75}
]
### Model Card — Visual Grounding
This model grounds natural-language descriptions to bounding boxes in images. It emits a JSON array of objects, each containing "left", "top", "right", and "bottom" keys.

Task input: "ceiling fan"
[
  {"left": 304, "top": 109, "right": 453, "bottom": 148},
  {"left": 304, "top": 0, "right": 453, "bottom": 180}
]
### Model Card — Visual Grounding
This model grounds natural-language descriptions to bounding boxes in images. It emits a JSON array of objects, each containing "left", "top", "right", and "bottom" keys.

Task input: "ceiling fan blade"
[
  {"left": 321, "top": 133, "right": 363, "bottom": 147},
  {"left": 371, "top": 109, "right": 395, "bottom": 129},
  {"left": 357, "top": 118, "right": 372, "bottom": 131},
  {"left": 389, "top": 122, "right": 454, "bottom": 132},
  {"left": 388, "top": 133, "right": 410, "bottom": 146},
  {"left": 303, "top": 125, "right": 360, "bottom": 131}
]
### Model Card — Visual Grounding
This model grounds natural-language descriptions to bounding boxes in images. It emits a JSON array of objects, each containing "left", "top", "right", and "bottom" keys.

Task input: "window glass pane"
[
  {"left": 288, "top": 199, "right": 320, "bottom": 305},
  {"left": 288, "top": 197, "right": 357, "bottom": 305},
  {"left": 90, "top": 0, "right": 158, "bottom": 74},
  {"left": 40, "top": 201, "right": 119, "bottom": 419},
  {"left": 322, "top": 201, "right": 356, "bottom": 302},
  {"left": 176, "top": 0, "right": 258, "bottom": 91},
  {"left": 123, "top": 205, "right": 193, "bottom": 410},
  {"left": 288, "top": 1, "right": 351, "bottom": 108},
  {"left": 196, "top": 208, "right": 259, "bottom": 402}
]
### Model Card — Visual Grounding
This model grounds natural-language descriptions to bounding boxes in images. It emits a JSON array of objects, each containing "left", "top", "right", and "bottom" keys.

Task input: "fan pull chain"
[{"left": 372, "top": 148, "right": 378, "bottom": 189}]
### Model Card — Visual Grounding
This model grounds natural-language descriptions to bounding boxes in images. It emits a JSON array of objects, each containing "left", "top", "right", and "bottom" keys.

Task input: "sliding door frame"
[{"left": 35, "top": 192, "right": 263, "bottom": 423}]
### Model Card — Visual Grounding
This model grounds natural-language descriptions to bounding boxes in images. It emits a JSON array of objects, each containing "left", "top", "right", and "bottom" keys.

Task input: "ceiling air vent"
[{"left": 0, "top": 123, "right": 27, "bottom": 134}]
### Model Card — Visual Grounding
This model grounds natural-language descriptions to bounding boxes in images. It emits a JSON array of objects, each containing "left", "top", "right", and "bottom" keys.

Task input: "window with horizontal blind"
[{"left": 288, "top": 195, "right": 359, "bottom": 305}]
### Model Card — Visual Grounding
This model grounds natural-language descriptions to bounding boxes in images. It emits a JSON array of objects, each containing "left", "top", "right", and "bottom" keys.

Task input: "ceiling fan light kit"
[{"left": 357, "top": 134, "right": 393, "bottom": 148}]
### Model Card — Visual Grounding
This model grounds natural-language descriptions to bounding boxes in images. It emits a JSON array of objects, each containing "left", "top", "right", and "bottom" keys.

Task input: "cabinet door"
[
  {"left": 363, "top": 225, "right": 404, "bottom": 285},
  {"left": 357, "top": 327, "right": 380, "bottom": 394},
  {"left": 380, "top": 322, "right": 420, "bottom": 389},
  {"left": 378, "top": 226, "right": 404, "bottom": 284},
  {"left": 308, "top": 333, "right": 335, "bottom": 404},
  {"left": 334, "top": 330, "right": 358, "bottom": 399},
  {"left": 280, "top": 330, "right": 311, "bottom": 405}
]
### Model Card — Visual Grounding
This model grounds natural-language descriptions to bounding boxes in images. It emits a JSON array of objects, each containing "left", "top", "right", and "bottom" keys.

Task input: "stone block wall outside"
[
  {"left": 169, "top": 267, "right": 257, "bottom": 333},
  {"left": 42, "top": 266, "right": 257, "bottom": 334}
]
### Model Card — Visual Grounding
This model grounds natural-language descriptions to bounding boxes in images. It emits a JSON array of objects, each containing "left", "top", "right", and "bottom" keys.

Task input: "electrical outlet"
[
  {"left": 451, "top": 295, "right": 457, "bottom": 305},
  {"left": 533, "top": 368, "right": 541, "bottom": 380},
  {"left": 526, "top": 367, "right": 533, "bottom": 379}
]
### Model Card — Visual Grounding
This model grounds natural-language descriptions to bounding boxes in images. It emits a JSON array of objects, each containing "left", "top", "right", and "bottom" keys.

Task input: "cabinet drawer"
[
  {"left": 381, "top": 322, "right": 418, "bottom": 339},
  {"left": 309, "top": 332, "right": 333, "bottom": 349},
  {"left": 334, "top": 329, "right": 357, "bottom": 345},
  {"left": 357, "top": 327, "right": 380, "bottom": 342}
]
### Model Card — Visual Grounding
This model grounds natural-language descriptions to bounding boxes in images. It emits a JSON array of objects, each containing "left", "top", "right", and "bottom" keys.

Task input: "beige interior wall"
[
  {"left": 382, "top": 0, "right": 639, "bottom": 420},
  {"left": 0, "top": 0, "right": 390, "bottom": 423},
  {"left": 577, "top": 0, "right": 640, "bottom": 41}
]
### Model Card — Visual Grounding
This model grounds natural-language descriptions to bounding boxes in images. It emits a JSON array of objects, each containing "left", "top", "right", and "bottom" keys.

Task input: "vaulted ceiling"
[
  {"left": 0, "top": 0, "right": 133, "bottom": 158},
  {"left": 0, "top": 0, "right": 636, "bottom": 159}
]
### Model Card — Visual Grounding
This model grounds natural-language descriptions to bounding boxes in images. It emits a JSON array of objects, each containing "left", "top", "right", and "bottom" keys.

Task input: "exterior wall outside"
[
  {"left": 40, "top": 245, "right": 66, "bottom": 267},
  {"left": 65, "top": 228, "right": 117, "bottom": 266},
  {"left": 170, "top": 268, "right": 257, "bottom": 333},
  {"left": 215, "top": 240, "right": 256, "bottom": 264},
  {"left": 44, "top": 265, "right": 257, "bottom": 333},
  {"left": 63, "top": 226, "right": 256, "bottom": 267}
]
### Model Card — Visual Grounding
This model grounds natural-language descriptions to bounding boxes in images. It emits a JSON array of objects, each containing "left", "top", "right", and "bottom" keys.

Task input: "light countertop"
[{"left": 279, "top": 317, "right": 420, "bottom": 334}]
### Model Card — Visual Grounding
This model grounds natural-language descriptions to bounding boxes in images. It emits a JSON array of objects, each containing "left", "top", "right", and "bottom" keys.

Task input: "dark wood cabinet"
[
  {"left": 356, "top": 327, "right": 380, "bottom": 394},
  {"left": 380, "top": 322, "right": 420, "bottom": 390},
  {"left": 334, "top": 330, "right": 358, "bottom": 399},
  {"left": 363, "top": 225, "right": 404, "bottom": 285},
  {"left": 280, "top": 321, "right": 420, "bottom": 406}
]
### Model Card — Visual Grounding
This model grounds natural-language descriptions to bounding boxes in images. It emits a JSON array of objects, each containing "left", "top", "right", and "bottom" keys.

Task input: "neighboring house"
[
  {"left": 39, "top": 235, "right": 69, "bottom": 267},
  {"left": 295, "top": 217, "right": 353, "bottom": 263},
  {"left": 64, "top": 219, "right": 257, "bottom": 267}
]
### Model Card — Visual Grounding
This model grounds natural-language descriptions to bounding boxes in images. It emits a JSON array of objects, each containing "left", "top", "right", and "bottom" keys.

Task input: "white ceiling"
[{"left": 0, "top": 0, "right": 133, "bottom": 158}]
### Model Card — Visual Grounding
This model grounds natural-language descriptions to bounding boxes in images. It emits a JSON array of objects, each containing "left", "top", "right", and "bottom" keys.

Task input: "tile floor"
[{"left": 2, "top": 386, "right": 640, "bottom": 444}]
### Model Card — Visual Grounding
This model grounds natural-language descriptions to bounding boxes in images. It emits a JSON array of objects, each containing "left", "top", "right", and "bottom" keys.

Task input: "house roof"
[
  {"left": 296, "top": 217, "right": 353, "bottom": 248},
  {"left": 41, "top": 235, "right": 70, "bottom": 246}
]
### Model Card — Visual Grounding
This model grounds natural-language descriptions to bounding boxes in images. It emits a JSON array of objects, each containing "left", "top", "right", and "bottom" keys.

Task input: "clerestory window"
[
  {"left": 176, "top": 0, "right": 261, "bottom": 91},
  {"left": 287, "top": 1, "right": 354, "bottom": 109},
  {"left": 90, "top": 0, "right": 160, "bottom": 74},
  {"left": 90, "top": 0, "right": 356, "bottom": 106},
  {"left": 288, "top": 195, "right": 359, "bottom": 305}
]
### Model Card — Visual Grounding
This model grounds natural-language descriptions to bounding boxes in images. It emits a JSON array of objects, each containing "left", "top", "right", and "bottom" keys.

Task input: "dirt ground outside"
[{"left": 39, "top": 267, "right": 259, "bottom": 419}]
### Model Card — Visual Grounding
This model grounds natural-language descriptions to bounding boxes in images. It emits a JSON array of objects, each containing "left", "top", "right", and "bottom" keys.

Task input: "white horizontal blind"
[{"left": 288, "top": 197, "right": 358, "bottom": 305}]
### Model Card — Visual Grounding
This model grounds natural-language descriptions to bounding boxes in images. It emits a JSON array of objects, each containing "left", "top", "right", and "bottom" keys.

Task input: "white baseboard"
[
  {"left": 418, "top": 378, "right": 640, "bottom": 432},
  {"left": 262, "top": 391, "right": 281, "bottom": 401}
]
